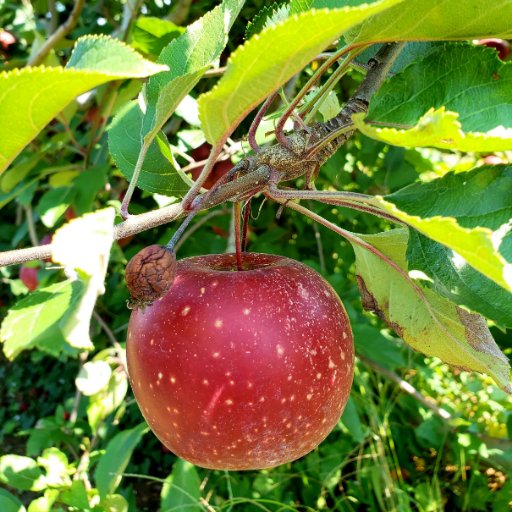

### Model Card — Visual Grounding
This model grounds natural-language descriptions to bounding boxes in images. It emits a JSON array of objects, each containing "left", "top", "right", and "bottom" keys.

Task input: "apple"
[
  {"left": 20, "top": 266, "right": 39, "bottom": 291},
  {"left": 475, "top": 38, "right": 510, "bottom": 60},
  {"left": 126, "top": 253, "right": 354, "bottom": 470}
]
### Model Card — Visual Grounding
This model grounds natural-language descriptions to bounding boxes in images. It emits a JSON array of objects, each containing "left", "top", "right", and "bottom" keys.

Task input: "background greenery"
[{"left": 0, "top": 1, "right": 511, "bottom": 511}]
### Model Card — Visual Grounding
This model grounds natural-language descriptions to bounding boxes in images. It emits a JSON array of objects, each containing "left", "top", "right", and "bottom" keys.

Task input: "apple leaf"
[
  {"left": 407, "top": 230, "right": 512, "bottom": 329},
  {"left": 51, "top": 208, "right": 115, "bottom": 350},
  {"left": 0, "top": 488, "right": 26, "bottom": 512},
  {"left": 110, "top": 0, "right": 244, "bottom": 196},
  {"left": 94, "top": 423, "right": 148, "bottom": 500},
  {"left": 352, "top": 229, "right": 511, "bottom": 392},
  {"left": 349, "top": 0, "right": 512, "bottom": 43},
  {"left": 0, "top": 455, "right": 45, "bottom": 492},
  {"left": 160, "top": 459, "right": 201, "bottom": 511},
  {"left": 0, "top": 279, "right": 85, "bottom": 360},
  {"left": 359, "top": 44, "right": 512, "bottom": 144},
  {"left": 354, "top": 108, "right": 512, "bottom": 152},
  {"left": 108, "top": 102, "right": 188, "bottom": 196},
  {"left": 376, "top": 165, "right": 512, "bottom": 293},
  {"left": 198, "top": 0, "right": 403, "bottom": 144},
  {"left": 0, "top": 35, "right": 167, "bottom": 173}
]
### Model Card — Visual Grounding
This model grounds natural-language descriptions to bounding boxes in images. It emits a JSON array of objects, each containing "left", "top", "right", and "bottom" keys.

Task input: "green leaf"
[
  {"left": 245, "top": 3, "right": 290, "bottom": 40},
  {"left": 35, "top": 187, "right": 75, "bottom": 228},
  {"left": 160, "top": 459, "right": 201, "bottom": 512},
  {"left": 108, "top": 102, "right": 188, "bottom": 196},
  {"left": 360, "top": 44, "right": 512, "bottom": 143},
  {"left": 36, "top": 448, "right": 72, "bottom": 488},
  {"left": 0, "top": 35, "right": 167, "bottom": 173},
  {"left": 0, "top": 455, "right": 45, "bottom": 492},
  {"left": 199, "top": 0, "right": 402, "bottom": 143},
  {"left": 0, "top": 488, "right": 26, "bottom": 512},
  {"left": 352, "top": 229, "right": 511, "bottom": 392},
  {"left": 75, "top": 360, "right": 112, "bottom": 396},
  {"left": 349, "top": 0, "right": 512, "bottom": 43},
  {"left": 407, "top": 231, "right": 512, "bottom": 329},
  {"left": 0, "top": 279, "right": 85, "bottom": 360},
  {"left": 354, "top": 108, "right": 512, "bottom": 152},
  {"left": 51, "top": 208, "right": 115, "bottom": 350},
  {"left": 59, "top": 480, "right": 90, "bottom": 511},
  {"left": 376, "top": 165, "right": 512, "bottom": 293},
  {"left": 131, "top": 17, "right": 184, "bottom": 58},
  {"left": 94, "top": 423, "right": 148, "bottom": 500},
  {"left": 353, "top": 324, "right": 405, "bottom": 370},
  {"left": 145, "top": 0, "right": 245, "bottom": 135}
]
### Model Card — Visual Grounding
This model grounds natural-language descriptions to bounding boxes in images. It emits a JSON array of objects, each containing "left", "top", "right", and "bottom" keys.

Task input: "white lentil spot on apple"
[
  {"left": 214, "top": 319, "right": 223, "bottom": 328},
  {"left": 287, "top": 374, "right": 292, "bottom": 381},
  {"left": 181, "top": 306, "right": 191, "bottom": 316},
  {"left": 170, "top": 376, "right": 176, "bottom": 384},
  {"left": 229, "top": 380, "right": 235, "bottom": 386},
  {"left": 276, "top": 344, "right": 285, "bottom": 356},
  {"left": 202, "top": 378, "right": 209, "bottom": 385},
  {"left": 247, "top": 381, "right": 254, "bottom": 389},
  {"left": 166, "top": 406, "right": 171, "bottom": 413},
  {"left": 200, "top": 287, "right": 205, "bottom": 295},
  {"left": 290, "top": 394, "right": 296, "bottom": 401},
  {"left": 211, "top": 280, "right": 218, "bottom": 288},
  {"left": 225, "top": 399, "right": 234, "bottom": 405},
  {"left": 306, "top": 393, "right": 313, "bottom": 400},
  {"left": 339, "top": 350, "right": 346, "bottom": 360},
  {"left": 286, "top": 422, "right": 292, "bottom": 429},
  {"left": 259, "top": 396, "right": 265, "bottom": 403},
  {"left": 212, "top": 351, "right": 220, "bottom": 359},
  {"left": 200, "top": 431, "right": 209, "bottom": 436},
  {"left": 157, "top": 372, "right": 163, "bottom": 380},
  {"left": 149, "top": 338, "right": 155, "bottom": 346},
  {"left": 316, "top": 372, "right": 322, "bottom": 379},
  {"left": 243, "top": 308, "right": 251, "bottom": 315},
  {"left": 173, "top": 407, "right": 179, "bottom": 414},
  {"left": 328, "top": 358, "right": 336, "bottom": 369},
  {"left": 342, "top": 331, "right": 347, "bottom": 339}
]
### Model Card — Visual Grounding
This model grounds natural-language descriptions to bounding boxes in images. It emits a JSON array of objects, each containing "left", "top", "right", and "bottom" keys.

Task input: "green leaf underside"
[
  {"left": 378, "top": 165, "right": 512, "bottom": 293},
  {"left": 51, "top": 208, "right": 115, "bottom": 350},
  {"left": 94, "top": 423, "right": 148, "bottom": 499},
  {"left": 0, "top": 35, "right": 167, "bottom": 173},
  {"left": 354, "top": 108, "right": 512, "bottom": 152},
  {"left": 108, "top": 102, "right": 188, "bottom": 196},
  {"left": 353, "top": 229, "right": 510, "bottom": 392},
  {"left": 364, "top": 44, "right": 512, "bottom": 136},
  {"left": 198, "top": 0, "right": 403, "bottom": 143},
  {"left": 407, "top": 231, "right": 512, "bottom": 329},
  {"left": 0, "top": 280, "right": 85, "bottom": 360},
  {"left": 349, "top": 0, "right": 512, "bottom": 43}
]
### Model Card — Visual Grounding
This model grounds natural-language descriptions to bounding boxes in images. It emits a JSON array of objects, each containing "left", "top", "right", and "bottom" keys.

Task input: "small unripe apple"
[{"left": 126, "top": 253, "right": 354, "bottom": 470}]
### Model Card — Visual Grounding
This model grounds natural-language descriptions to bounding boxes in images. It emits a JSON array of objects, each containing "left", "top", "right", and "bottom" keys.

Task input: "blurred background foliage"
[{"left": 0, "top": 0, "right": 511, "bottom": 511}]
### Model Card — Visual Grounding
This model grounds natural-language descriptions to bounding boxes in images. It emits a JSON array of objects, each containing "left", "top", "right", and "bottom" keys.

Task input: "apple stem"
[
  {"left": 166, "top": 210, "right": 198, "bottom": 252},
  {"left": 241, "top": 199, "right": 252, "bottom": 252},
  {"left": 234, "top": 202, "right": 243, "bottom": 271}
]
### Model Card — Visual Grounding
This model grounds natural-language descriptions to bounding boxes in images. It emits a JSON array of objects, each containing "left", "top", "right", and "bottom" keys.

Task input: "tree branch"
[
  {"left": 0, "top": 43, "right": 403, "bottom": 267},
  {"left": 28, "top": 0, "right": 86, "bottom": 67}
]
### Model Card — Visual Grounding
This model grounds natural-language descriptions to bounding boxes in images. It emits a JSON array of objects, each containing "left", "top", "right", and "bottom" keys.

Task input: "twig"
[
  {"left": 174, "top": 208, "right": 228, "bottom": 252},
  {"left": 28, "top": 0, "right": 86, "bottom": 66},
  {"left": 24, "top": 206, "right": 39, "bottom": 247}
]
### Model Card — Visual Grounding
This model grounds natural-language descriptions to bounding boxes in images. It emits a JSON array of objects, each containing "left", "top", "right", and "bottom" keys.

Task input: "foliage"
[{"left": 0, "top": 0, "right": 511, "bottom": 511}]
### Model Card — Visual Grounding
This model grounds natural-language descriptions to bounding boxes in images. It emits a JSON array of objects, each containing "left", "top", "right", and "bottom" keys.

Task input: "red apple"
[
  {"left": 475, "top": 38, "right": 511, "bottom": 60},
  {"left": 126, "top": 253, "right": 354, "bottom": 470},
  {"left": 20, "top": 266, "right": 38, "bottom": 291}
]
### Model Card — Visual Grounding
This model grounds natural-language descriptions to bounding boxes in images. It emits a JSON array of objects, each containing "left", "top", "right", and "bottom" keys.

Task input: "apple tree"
[{"left": 0, "top": 0, "right": 511, "bottom": 510}]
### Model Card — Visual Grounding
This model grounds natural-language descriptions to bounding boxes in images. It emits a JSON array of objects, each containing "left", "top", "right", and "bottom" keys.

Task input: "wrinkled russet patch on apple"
[
  {"left": 125, "top": 245, "right": 177, "bottom": 309},
  {"left": 356, "top": 275, "right": 404, "bottom": 338}
]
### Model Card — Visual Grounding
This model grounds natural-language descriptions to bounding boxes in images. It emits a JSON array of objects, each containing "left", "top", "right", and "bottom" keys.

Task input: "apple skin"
[
  {"left": 20, "top": 266, "right": 38, "bottom": 291},
  {"left": 126, "top": 253, "right": 354, "bottom": 470}
]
